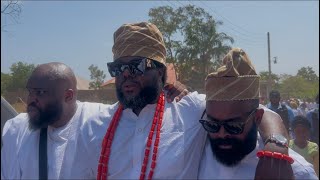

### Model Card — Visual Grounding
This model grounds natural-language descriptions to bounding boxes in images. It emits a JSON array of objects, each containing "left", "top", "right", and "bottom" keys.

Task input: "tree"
[
  {"left": 279, "top": 76, "right": 318, "bottom": 100},
  {"left": 148, "top": 6, "right": 183, "bottom": 64},
  {"left": 1, "top": 72, "right": 11, "bottom": 95},
  {"left": 1, "top": 0, "right": 22, "bottom": 31},
  {"left": 149, "top": 5, "right": 233, "bottom": 91},
  {"left": 297, "top": 66, "right": 319, "bottom": 82},
  {"left": 5, "top": 62, "right": 36, "bottom": 92},
  {"left": 259, "top": 71, "right": 280, "bottom": 83},
  {"left": 88, "top": 64, "right": 106, "bottom": 90}
]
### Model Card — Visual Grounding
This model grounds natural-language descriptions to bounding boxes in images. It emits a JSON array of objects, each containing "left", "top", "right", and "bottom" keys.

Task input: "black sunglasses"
[
  {"left": 107, "top": 57, "right": 158, "bottom": 77},
  {"left": 199, "top": 109, "right": 257, "bottom": 135}
]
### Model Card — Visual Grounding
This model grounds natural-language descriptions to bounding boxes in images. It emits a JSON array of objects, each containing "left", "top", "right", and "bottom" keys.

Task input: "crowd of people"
[
  {"left": 265, "top": 90, "right": 319, "bottom": 176},
  {"left": 1, "top": 22, "right": 318, "bottom": 179}
]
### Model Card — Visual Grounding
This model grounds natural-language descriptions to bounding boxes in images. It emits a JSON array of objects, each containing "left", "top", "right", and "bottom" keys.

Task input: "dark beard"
[
  {"left": 116, "top": 77, "right": 163, "bottom": 110},
  {"left": 209, "top": 123, "right": 258, "bottom": 167},
  {"left": 27, "top": 101, "right": 63, "bottom": 131}
]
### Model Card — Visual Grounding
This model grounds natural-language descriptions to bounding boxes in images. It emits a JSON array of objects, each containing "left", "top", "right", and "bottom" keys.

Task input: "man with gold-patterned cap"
[
  {"left": 198, "top": 48, "right": 317, "bottom": 179},
  {"left": 70, "top": 22, "right": 293, "bottom": 179}
]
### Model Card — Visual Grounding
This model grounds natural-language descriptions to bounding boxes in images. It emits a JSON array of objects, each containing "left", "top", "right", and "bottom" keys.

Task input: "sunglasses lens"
[
  {"left": 107, "top": 58, "right": 147, "bottom": 77},
  {"left": 107, "top": 63, "right": 118, "bottom": 77},
  {"left": 224, "top": 122, "right": 244, "bottom": 134},
  {"left": 202, "top": 121, "right": 220, "bottom": 133}
]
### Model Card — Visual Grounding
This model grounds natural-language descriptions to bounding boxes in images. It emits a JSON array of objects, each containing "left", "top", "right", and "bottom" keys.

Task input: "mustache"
[
  {"left": 27, "top": 103, "right": 39, "bottom": 111},
  {"left": 120, "top": 79, "right": 140, "bottom": 86},
  {"left": 119, "top": 79, "right": 141, "bottom": 91},
  {"left": 212, "top": 138, "right": 239, "bottom": 146}
]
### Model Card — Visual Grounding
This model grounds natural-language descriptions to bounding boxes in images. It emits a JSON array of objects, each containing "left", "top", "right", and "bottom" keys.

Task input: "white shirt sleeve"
[
  {"left": 1, "top": 115, "right": 27, "bottom": 179},
  {"left": 290, "top": 149, "right": 319, "bottom": 179},
  {"left": 177, "top": 91, "right": 206, "bottom": 130}
]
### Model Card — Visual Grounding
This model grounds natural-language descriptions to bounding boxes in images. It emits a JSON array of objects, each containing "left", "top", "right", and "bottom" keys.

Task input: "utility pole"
[{"left": 267, "top": 32, "right": 272, "bottom": 99}]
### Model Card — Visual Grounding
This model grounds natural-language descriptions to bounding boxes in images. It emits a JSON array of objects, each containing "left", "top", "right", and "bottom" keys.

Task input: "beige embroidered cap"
[
  {"left": 205, "top": 48, "right": 260, "bottom": 101},
  {"left": 112, "top": 22, "right": 166, "bottom": 65}
]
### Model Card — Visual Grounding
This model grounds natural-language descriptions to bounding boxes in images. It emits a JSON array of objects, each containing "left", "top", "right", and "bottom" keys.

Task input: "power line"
[
  {"left": 183, "top": 0, "right": 265, "bottom": 43},
  {"left": 168, "top": 0, "right": 266, "bottom": 45},
  {"left": 159, "top": 1, "right": 266, "bottom": 47},
  {"left": 197, "top": 0, "right": 265, "bottom": 38}
]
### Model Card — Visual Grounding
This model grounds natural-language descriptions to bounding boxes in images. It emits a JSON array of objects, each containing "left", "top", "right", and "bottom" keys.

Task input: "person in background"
[
  {"left": 299, "top": 102, "right": 308, "bottom": 117},
  {"left": 267, "top": 90, "right": 295, "bottom": 135},
  {"left": 289, "top": 115, "right": 319, "bottom": 177},
  {"left": 307, "top": 93, "right": 319, "bottom": 145},
  {"left": 289, "top": 100, "right": 300, "bottom": 117}
]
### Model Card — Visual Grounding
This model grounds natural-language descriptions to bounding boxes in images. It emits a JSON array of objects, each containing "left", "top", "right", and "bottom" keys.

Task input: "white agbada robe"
[
  {"left": 70, "top": 92, "right": 207, "bottom": 179},
  {"left": 1, "top": 101, "right": 110, "bottom": 179},
  {"left": 198, "top": 133, "right": 318, "bottom": 179}
]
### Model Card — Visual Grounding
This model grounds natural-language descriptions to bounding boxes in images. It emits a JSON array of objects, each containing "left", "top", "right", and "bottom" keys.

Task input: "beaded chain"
[{"left": 97, "top": 92, "right": 165, "bottom": 180}]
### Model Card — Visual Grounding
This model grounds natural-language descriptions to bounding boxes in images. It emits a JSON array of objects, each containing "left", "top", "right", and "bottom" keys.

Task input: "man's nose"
[
  {"left": 121, "top": 68, "right": 133, "bottom": 78},
  {"left": 27, "top": 92, "right": 37, "bottom": 105},
  {"left": 216, "top": 125, "right": 230, "bottom": 139}
]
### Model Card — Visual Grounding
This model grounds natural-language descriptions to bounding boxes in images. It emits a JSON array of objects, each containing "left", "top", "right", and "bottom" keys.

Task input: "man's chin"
[
  {"left": 28, "top": 114, "right": 40, "bottom": 125},
  {"left": 28, "top": 114, "right": 45, "bottom": 130},
  {"left": 213, "top": 148, "right": 243, "bottom": 167},
  {"left": 123, "top": 94, "right": 138, "bottom": 101}
]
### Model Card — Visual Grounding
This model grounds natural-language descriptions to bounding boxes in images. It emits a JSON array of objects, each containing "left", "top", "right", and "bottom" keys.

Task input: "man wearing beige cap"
[
  {"left": 198, "top": 48, "right": 317, "bottom": 179},
  {"left": 70, "top": 22, "right": 293, "bottom": 179}
]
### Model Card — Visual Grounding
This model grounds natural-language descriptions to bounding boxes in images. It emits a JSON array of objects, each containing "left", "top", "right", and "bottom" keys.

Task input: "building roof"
[{"left": 101, "top": 78, "right": 115, "bottom": 87}]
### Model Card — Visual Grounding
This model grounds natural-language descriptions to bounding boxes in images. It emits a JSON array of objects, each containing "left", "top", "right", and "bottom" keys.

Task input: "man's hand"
[
  {"left": 255, "top": 143, "right": 294, "bottom": 180},
  {"left": 164, "top": 81, "right": 189, "bottom": 103}
]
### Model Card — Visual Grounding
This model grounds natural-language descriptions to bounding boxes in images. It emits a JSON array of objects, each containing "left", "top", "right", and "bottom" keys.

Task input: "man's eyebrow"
[
  {"left": 26, "top": 88, "right": 49, "bottom": 91},
  {"left": 206, "top": 114, "right": 242, "bottom": 122}
]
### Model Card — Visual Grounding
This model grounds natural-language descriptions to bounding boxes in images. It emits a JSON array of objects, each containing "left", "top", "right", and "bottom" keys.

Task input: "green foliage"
[
  {"left": 297, "top": 66, "right": 319, "bottom": 82},
  {"left": 259, "top": 71, "right": 280, "bottom": 83},
  {"left": 148, "top": 6, "right": 182, "bottom": 63},
  {"left": 10, "top": 62, "right": 36, "bottom": 89},
  {"left": 149, "top": 5, "right": 233, "bottom": 91},
  {"left": 278, "top": 75, "right": 318, "bottom": 100},
  {"left": 275, "top": 67, "right": 319, "bottom": 99},
  {"left": 1, "top": 72, "right": 11, "bottom": 94},
  {"left": 2, "top": 62, "right": 36, "bottom": 94},
  {"left": 88, "top": 64, "right": 106, "bottom": 90}
]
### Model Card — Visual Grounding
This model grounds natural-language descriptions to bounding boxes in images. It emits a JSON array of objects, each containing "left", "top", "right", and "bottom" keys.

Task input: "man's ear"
[
  {"left": 65, "top": 89, "right": 74, "bottom": 103},
  {"left": 255, "top": 108, "right": 264, "bottom": 125}
]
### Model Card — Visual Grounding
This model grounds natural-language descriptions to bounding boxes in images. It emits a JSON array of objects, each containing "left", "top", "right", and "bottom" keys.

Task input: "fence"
[{"left": 3, "top": 89, "right": 118, "bottom": 107}]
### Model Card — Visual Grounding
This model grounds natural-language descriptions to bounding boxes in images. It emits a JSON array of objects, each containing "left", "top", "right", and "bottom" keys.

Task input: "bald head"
[
  {"left": 29, "top": 62, "right": 77, "bottom": 91},
  {"left": 26, "top": 62, "right": 78, "bottom": 129}
]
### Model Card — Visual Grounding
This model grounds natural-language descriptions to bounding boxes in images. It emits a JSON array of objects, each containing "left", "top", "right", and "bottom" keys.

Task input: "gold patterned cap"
[
  {"left": 112, "top": 22, "right": 166, "bottom": 65},
  {"left": 205, "top": 48, "right": 260, "bottom": 101}
]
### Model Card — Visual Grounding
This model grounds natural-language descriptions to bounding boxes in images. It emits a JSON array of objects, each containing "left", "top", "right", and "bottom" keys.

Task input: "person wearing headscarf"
[{"left": 198, "top": 48, "right": 317, "bottom": 179}]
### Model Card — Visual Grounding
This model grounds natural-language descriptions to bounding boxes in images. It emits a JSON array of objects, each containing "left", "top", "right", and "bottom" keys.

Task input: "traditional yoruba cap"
[
  {"left": 112, "top": 22, "right": 166, "bottom": 65},
  {"left": 205, "top": 48, "right": 260, "bottom": 101}
]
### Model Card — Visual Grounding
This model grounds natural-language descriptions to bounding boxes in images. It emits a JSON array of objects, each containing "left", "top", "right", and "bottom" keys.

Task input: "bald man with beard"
[{"left": 1, "top": 62, "right": 110, "bottom": 179}]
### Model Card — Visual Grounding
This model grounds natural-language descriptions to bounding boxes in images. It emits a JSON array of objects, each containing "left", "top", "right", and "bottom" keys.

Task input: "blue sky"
[{"left": 1, "top": 1, "right": 319, "bottom": 81}]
